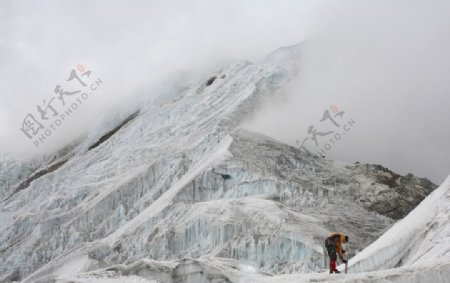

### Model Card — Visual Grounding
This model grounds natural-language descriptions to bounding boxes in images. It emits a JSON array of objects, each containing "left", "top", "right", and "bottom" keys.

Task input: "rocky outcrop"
[{"left": 351, "top": 163, "right": 437, "bottom": 219}]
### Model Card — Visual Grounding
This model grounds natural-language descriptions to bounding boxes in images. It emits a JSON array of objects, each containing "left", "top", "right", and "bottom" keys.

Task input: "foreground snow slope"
[{"left": 260, "top": 174, "right": 450, "bottom": 282}]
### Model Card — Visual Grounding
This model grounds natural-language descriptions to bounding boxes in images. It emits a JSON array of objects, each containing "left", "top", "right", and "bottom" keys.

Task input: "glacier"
[
  {"left": 48, "top": 176, "right": 450, "bottom": 283},
  {"left": 0, "top": 44, "right": 442, "bottom": 283}
]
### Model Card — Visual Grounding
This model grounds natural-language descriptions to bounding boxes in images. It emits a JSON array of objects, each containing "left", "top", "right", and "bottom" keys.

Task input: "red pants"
[
  {"left": 329, "top": 259, "right": 337, "bottom": 272},
  {"left": 325, "top": 237, "right": 338, "bottom": 272}
]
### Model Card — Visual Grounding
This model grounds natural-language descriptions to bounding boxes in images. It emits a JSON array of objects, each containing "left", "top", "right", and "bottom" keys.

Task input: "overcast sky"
[{"left": 0, "top": 0, "right": 449, "bottom": 183}]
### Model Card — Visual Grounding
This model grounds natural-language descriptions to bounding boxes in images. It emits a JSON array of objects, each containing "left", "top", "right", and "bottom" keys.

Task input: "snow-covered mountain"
[{"left": 0, "top": 44, "right": 440, "bottom": 283}]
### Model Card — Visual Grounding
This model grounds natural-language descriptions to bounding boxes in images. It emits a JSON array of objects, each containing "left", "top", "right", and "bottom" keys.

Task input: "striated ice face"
[{"left": 0, "top": 44, "right": 438, "bottom": 283}]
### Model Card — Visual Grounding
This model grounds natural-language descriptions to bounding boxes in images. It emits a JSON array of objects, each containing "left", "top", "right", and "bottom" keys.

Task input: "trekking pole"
[{"left": 344, "top": 246, "right": 349, "bottom": 274}]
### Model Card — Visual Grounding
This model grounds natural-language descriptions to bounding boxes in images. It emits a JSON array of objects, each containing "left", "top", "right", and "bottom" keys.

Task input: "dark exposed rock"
[
  {"left": 0, "top": 139, "right": 80, "bottom": 201},
  {"left": 88, "top": 111, "right": 140, "bottom": 151},
  {"left": 1, "top": 269, "right": 21, "bottom": 283},
  {"left": 206, "top": 76, "right": 217, "bottom": 86},
  {"left": 352, "top": 163, "right": 437, "bottom": 219},
  {"left": 220, "top": 173, "right": 232, "bottom": 180},
  {"left": 3, "top": 158, "right": 68, "bottom": 202}
]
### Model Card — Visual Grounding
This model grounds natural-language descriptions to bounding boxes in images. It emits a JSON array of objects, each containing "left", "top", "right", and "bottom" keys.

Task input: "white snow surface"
[{"left": 105, "top": 135, "right": 233, "bottom": 245}]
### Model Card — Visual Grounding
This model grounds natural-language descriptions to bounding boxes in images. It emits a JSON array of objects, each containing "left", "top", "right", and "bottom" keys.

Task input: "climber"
[{"left": 325, "top": 233, "right": 348, "bottom": 274}]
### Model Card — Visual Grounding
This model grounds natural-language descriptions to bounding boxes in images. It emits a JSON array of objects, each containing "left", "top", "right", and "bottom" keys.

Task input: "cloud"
[
  {"left": 243, "top": 0, "right": 450, "bottom": 183},
  {"left": 1, "top": 0, "right": 448, "bottom": 183},
  {"left": 0, "top": 0, "right": 314, "bottom": 157}
]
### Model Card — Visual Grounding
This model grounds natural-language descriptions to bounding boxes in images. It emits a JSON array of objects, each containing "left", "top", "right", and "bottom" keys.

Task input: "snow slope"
[
  {"left": 105, "top": 136, "right": 233, "bottom": 245},
  {"left": 2, "top": 44, "right": 308, "bottom": 282}
]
